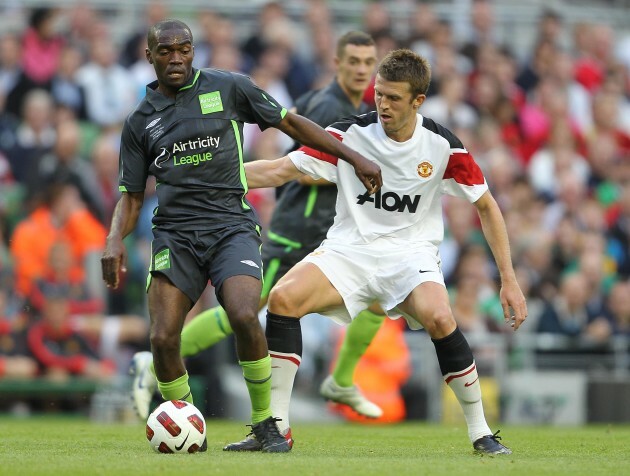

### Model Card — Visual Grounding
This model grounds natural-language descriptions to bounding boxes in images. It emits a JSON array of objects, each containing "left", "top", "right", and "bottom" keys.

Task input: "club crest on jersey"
[
  {"left": 417, "top": 161, "right": 433, "bottom": 178},
  {"left": 153, "top": 147, "right": 171, "bottom": 169}
]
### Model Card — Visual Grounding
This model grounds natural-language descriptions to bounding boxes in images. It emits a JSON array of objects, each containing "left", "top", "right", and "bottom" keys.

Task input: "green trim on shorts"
[
  {"left": 261, "top": 258, "right": 281, "bottom": 298},
  {"left": 257, "top": 225, "right": 265, "bottom": 289}
]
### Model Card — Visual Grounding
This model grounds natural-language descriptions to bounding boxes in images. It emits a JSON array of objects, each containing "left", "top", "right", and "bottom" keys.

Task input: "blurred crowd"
[{"left": 1, "top": 0, "right": 630, "bottom": 394}]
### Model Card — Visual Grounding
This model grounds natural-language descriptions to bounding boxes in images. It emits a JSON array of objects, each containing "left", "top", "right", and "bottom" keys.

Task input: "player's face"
[
  {"left": 374, "top": 74, "right": 425, "bottom": 142},
  {"left": 146, "top": 27, "right": 194, "bottom": 97},
  {"left": 335, "top": 44, "right": 378, "bottom": 97}
]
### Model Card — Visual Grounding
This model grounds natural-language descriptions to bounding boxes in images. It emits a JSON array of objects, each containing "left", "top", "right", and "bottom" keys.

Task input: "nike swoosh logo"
[
  {"left": 464, "top": 377, "right": 479, "bottom": 387},
  {"left": 418, "top": 269, "right": 431, "bottom": 273},
  {"left": 175, "top": 432, "right": 190, "bottom": 451}
]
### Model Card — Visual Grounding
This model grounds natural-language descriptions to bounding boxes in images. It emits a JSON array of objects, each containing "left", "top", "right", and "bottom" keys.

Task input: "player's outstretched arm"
[
  {"left": 474, "top": 191, "right": 528, "bottom": 331},
  {"left": 244, "top": 156, "right": 304, "bottom": 189},
  {"left": 276, "top": 111, "right": 382, "bottom": 194},
  {"left": 101, "top": 191, "right": 144, "bottom": 289}
]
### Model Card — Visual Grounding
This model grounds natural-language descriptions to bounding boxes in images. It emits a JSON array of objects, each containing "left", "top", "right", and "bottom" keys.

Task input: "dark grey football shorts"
[
  {"left": 260, "top": 241, "right": 311, "bottom": 299},
  {"left": 148, "top": 225, "right": 263, "bottom": 303}
]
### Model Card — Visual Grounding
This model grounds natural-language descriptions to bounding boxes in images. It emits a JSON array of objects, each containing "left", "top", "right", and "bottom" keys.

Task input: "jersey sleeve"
[
  {"left": 118, "top": 117, "right": 149, "bottom": 193},
  {"left": 441, "top": 148, "right": 488, "bottom": 202},
  {"left": 287, "top": 129, "right": 340, "bottom": 184},
  {"left": 233, "top": 73, "right": 287, "bottom": 130}
]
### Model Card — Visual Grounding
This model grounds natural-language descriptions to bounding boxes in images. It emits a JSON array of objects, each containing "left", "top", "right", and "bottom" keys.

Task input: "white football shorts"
[{"left": 302, "top": 240, "right": 445, "bottom": 330}]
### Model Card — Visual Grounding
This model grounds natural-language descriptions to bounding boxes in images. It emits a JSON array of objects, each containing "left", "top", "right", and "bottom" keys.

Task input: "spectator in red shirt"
[{"left": 26, "top": 285, "right": 115, "bottom": 380}]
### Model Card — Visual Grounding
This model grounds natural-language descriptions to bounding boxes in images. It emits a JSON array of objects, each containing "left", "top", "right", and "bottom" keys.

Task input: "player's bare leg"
[
  {"left": 222, "top": 275, "right": 289, "bottom": 453},
  {"left": 400, "top": 282, "right": 511, "bottom": 455}
]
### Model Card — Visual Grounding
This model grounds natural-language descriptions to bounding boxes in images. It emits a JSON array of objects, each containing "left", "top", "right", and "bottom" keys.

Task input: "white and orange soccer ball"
[{"left": 146, "top": 400, "right": 206, "bottom": 453}]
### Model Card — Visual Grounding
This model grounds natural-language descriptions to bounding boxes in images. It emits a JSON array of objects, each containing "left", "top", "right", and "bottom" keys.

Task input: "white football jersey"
[{"left": 288, "top": 112, "right": 488, "bottom": 249}]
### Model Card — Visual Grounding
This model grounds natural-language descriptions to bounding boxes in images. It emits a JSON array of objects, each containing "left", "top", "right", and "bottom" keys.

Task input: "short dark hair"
[
  {"left": 540, "top": 8, "right": 562, "bottom": 22},
  {"left": 147, "top": 20, "right": 193, "bottom": 50},
  {"left": 377, "top": 49, "right": 431, "bottom": 97},
  {"left": 29, "top": 7, "right": 54, "bottom": 30},
  {"left": 336, "top": 31, "right": 375, "bottom": 58}
]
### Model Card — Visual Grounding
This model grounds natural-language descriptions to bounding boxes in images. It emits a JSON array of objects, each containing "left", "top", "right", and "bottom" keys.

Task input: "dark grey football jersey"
[{"left": 119, "top": 68, "right": 287, "bottom": 230}]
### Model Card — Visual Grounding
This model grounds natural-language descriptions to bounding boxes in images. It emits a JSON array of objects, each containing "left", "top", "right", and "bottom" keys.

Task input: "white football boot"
[
  {"left": 129, "top": 351, "right": 158, "bottom": 420},
  {"left": 319, "top": 375, "right": 383, "bottom": 418}
]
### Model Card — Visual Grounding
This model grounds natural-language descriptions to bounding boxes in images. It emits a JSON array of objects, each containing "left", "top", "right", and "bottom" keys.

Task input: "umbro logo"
[
  {"left": 146, "top": 117, "right": 162, "bottom": 129},
  {"left": 240, "top": 260, "right": 260, "bottom": 268}
]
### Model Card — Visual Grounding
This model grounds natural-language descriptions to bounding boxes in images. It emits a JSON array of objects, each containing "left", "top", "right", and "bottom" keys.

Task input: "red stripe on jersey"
[
  {"left": 443, "top": 151, "right": 484, "bottom": 185},
  {"left": 297, "top": 130, "right": 341, "bottom": 166}
]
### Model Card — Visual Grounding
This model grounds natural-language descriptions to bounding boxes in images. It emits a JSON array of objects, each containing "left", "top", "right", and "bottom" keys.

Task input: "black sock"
[
  {"left": 266, "top": 312, "right": 302, "bottom": 356},
  {"left": 431, "top": 327, "right": 474, "bottom": 376}
]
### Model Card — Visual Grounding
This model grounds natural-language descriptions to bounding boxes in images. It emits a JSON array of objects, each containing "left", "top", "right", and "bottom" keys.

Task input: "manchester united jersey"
[{"left": 288, "top": 111, "right": 488, "bottom": 249}]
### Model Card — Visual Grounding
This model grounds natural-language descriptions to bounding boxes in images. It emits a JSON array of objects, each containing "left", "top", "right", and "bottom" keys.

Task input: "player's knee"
[
  {"left": 150, "top": 327, "right": 178, "bottom": 355},
  {"left": 422, "top": 306, "right": 456, "bottom": 338},
  {"left": 226, "top": 307, "right": 259, "bottom": 333},
  {"left": 267, "top": 284, "right": 300, "bottom": 316}
]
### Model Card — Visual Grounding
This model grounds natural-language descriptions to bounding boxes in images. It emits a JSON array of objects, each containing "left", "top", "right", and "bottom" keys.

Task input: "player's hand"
[
  {"left": 101, "top": 237, "right": 127, "bottom": 289},
  {"left": 353, "top": 156, "right": 382, "bottom": 194},
  {"left": 499, "top": 278, "right": 527, "bottom": 331}
]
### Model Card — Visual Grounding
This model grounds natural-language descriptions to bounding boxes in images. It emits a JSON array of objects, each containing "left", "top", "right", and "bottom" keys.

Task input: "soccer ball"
[{"left": 146, "top": 400, "right": 206, "bottom": 453}]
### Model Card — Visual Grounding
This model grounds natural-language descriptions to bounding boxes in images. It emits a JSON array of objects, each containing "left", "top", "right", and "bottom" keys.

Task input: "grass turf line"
[{"left": 1, "top": 417, "right": 629, "bottom": 476}]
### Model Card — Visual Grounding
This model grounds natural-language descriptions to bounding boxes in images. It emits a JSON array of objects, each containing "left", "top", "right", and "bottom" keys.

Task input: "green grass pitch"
[{"left": 1, "top": 417, "right": 629, "bottom": 475}]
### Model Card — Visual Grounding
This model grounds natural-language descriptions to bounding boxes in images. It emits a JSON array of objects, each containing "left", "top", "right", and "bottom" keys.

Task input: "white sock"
[
  {"left": 444, "top": 362, "right": 492, "bottom": 442},
  {"left": 269, "top": 351, "right": 301, "bottom": 434}
]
